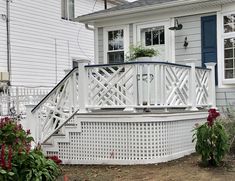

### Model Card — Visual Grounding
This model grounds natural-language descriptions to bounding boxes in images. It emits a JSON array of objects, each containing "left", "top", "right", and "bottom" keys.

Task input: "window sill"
[
  {"left": 222, "top": 78, "right": 235, "bottom": 85},
  {"left": 60, "top": 18, "right": 78, "bottom": 24}
]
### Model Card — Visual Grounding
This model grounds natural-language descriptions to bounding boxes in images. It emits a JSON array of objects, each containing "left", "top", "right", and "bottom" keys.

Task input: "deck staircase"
[{"left": 31, "top": 67, "right": 80, "bottom": 144}]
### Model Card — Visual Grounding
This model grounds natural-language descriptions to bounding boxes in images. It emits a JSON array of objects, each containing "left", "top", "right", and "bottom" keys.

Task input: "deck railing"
[
  {"left": 0, "top": 86, "right": 51, "bottom": 116},
  {"left": 85, "top": 62, "right": 214, "bottom": 111},
  {"left": 31, "top": 60, "right": 216, "bottom": 143}
]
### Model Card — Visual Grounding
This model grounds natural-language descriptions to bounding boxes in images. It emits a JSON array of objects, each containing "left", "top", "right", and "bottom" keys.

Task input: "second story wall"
[{"left": 0, "top": 0, "right": 110, "bottom": 87}]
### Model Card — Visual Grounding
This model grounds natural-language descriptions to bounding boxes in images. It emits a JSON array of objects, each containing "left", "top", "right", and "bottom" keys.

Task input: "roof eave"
[{"left": 76, "top": 0, "right": 210, "bottom": 23}]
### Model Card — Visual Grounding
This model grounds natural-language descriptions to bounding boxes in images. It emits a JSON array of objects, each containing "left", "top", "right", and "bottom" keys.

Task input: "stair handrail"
[{"left": 31, "top": 67, "right": 78, "bottom": 113}]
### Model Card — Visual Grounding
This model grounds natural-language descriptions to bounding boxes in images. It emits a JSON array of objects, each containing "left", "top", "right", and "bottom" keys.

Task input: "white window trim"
[
  {"left": 61, "top": 0, "right": 75, "bottom": 21},
  {"left": 133, "top": 19, "right": 173, "bottom": 62},
  {"left": 220, "top": 11, "right": 235, "bottom": 86},
  {"left": 103, "top": 25, "right": 129, "bottom": 64}
]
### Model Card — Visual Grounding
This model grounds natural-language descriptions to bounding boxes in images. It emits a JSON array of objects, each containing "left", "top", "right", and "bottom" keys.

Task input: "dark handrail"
[
  {"left": 31, "top": 67, "right": 78, "bottom": 113},
  {"left": 85, "top": 61, "right": 191, "bottom": 68}
]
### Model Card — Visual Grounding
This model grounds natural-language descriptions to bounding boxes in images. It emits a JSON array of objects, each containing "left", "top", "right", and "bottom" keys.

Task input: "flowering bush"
[
  {"left": 0, "top": 117, "right": 61, "bottom": 180},
  {"left": 193, "top": 109, "right": 229, "bottom": 166}
]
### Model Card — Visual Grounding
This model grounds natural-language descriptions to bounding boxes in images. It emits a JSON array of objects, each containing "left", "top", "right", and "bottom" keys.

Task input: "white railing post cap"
[
  {"left": 205, "top": 62, "right": 216, "bottom": 68},
  {"left": 74, "top": 59, "right": 90, "bottom": 64}
]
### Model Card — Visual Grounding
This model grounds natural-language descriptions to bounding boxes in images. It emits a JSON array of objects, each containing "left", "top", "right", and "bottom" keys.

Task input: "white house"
[
  {"left": 25, "top": 0, "right": 234, "bottom": 165},
  {"left": 78, "top": 0, "right": 235, "bottom": 110},
  {"left": 0, "top": 0, "right": 126, "bottom": 87},
  {"left": 0, "top": 0, "right": 126, "bottom": 115}
]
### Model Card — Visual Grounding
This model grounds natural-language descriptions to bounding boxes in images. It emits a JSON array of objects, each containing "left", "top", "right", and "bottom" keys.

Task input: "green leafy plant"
[
  {"left": 193, "top": 109, "right": 229, "bottom": 166},
  {"left": 0, "top": 117, "right": 61, "bottom": 180},
  {"left": 126, "top": 44, "right": 158, "bottom": 61},
  {"left": 12, "top": 149, "right": 61, "bottom": 181}
]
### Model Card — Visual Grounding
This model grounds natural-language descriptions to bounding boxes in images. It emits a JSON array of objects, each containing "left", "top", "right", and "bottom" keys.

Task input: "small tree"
[{"left": 193, "top": 109, "right": 229, "bottom": 166}]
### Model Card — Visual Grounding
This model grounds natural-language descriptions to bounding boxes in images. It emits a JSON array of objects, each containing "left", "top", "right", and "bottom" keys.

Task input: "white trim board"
[{"left": 103, "top": 25, "right": 130, "bottom": 64}]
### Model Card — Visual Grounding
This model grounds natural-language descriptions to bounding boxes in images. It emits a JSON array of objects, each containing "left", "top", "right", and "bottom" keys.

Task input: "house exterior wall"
[
  {"left": 216, "top": 87, "right": 235, "bottom": 109},
  {"left": 173, "top": 13, "right": 235, "bottom": 109},
  {"left": 0, "top": 0, "right": 114, "bottom": 87},
  {"left": 175, "top": 13, "right": 215, "bottom": 66},
  {"left": 90, "top": 1, "right": 235, "bottom": 110}
]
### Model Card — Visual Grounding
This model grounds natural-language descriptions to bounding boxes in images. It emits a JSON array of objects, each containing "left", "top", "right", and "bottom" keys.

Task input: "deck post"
[
  {"left": 124, "top": 64, "right": 137, "bottom": 113},
  {"left": 25, "top": 104, "right": 38, "bottom": 148},
  {"left": 205, "top": 63, "right": 217, "bottom": 109},
  {"left": 187, "top": 63, "right": 198, "bottom": 111},
  {"left": 77, "top": 60, "right": 89, "bottom": 113}
]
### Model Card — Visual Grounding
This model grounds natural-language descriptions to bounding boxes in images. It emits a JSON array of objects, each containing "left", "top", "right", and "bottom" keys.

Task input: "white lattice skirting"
[{"left": 44, "top": 112, "right": 207, "bottom": 165}]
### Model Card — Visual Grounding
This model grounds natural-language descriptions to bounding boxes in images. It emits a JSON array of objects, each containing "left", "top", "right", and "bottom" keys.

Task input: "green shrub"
[
  {"left": 127, "top": 44, "right": 158, "bottom": 61},
  {"left": 0, "top": 117, "right": 61, "bottom": 180},
  {"left": 193, "top": 109, "right": 229, "bottom": 166}
]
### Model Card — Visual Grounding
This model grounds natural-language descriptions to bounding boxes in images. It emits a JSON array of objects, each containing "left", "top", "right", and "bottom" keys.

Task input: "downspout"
[{"left": 6, "top": 0, "right": 11, "bottom": 86}]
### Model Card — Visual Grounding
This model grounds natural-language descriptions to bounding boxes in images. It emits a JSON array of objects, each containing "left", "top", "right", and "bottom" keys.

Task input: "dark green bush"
[
  {"left": 0, "top": 117, "right": 61, "bottom": 180},
  {"left": 193, "top": 109, "right": 229, "bottom": 166}
]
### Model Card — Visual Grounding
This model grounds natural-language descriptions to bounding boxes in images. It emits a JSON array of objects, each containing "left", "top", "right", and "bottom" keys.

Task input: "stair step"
[
  {"left": 52, "top": 133, "right": 65, "bottom": 137},
  {"left": 65, "top": 123, "right": 77, "bottom": 127},
  {"left": 41, "top": 143, "right": 53, "bottom": 146}
]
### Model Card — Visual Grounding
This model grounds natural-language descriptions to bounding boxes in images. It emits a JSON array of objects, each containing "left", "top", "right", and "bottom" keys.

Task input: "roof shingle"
[{"left": 78, "top": 0, "right": 177, "bottom": 20}]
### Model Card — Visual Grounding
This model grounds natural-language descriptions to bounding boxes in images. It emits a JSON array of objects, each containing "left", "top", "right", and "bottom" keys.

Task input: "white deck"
[{"left": 27, "top": 60, "right": 215, "bottom": 165}]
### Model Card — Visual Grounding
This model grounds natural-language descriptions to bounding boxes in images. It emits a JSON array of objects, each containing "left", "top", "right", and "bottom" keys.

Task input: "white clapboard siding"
[
  {"left": 216, "top": 88, "right": 235, "bottom": 108},
  {"left": 0, "top": 0, "right": 110, "bottom": 87},
  {"left": 175, "top": 13, "right": 215, "bottom": 66},
  {"left": 0, "top": 0, "right": 7, "bottom": 71}
]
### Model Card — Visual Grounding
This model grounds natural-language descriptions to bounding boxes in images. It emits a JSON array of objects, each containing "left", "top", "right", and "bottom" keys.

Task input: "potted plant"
[{"left": 126, "top": 44, "right": 158, "bottom": 61}]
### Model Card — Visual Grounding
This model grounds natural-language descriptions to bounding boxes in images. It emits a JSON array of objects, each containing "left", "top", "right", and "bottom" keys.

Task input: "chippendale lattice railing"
[
  {"left": 31, "top": 67, "right": 80, "bottom": 143},
  {"left": 31, "top": 61, "right": 216, "bottom": 143},
  {"left": 86, "top": 62, "right": 213, "bottom": 110}
]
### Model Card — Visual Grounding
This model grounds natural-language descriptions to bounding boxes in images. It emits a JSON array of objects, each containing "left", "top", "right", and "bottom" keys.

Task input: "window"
[
  {"left": 138, "top": 24, "right": 167, "bottom": 60},
  {"left": 223, "top": 14, "right": 235, "bottom": 79},
  {"left": 61, "top": 0, "right": 74, "bottom": 21},
  {"left": 107, "top": 29, "right": 124, "bottom": 64},
  {"left": 141, "top": 26, "right": 165, "bottom": 46}
]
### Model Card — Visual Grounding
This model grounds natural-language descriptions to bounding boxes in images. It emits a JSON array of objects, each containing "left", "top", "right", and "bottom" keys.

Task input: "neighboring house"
[
  {"left": 0, "top": 0, "right": 126, "bottom": 87},
  {"left": 78, "top": 0, "right": 235, "bottom": 109}
]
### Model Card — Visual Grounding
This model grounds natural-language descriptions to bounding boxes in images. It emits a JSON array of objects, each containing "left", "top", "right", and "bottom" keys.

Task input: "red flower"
[
  {"left": 207, "top": 108, "right": 220, "bottom": 127},
  {"left": 1, "top": 144, "right": 6, "bottom": 169},
  {"left": 47, "top": 155, "right": 62, "bottom": 165}
]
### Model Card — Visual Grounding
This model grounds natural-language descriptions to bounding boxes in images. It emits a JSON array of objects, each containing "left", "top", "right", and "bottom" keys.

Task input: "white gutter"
[{"left": 77, "top": 0, "right": 211, "bottom": 23}]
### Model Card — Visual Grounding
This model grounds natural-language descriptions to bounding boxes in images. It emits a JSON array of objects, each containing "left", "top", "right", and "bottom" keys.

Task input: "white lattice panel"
[
  {"left": 54, "top": 117, "right": 206, "bottom": 164},
  {"left": 195, "top": 68, "right": 210, "bottom": 106},
  {"left": 86, "top": 65, "right": 135, "bottom": 108},
  {"left": 165, "top": 65, "right": 190, "bottom": 106}
]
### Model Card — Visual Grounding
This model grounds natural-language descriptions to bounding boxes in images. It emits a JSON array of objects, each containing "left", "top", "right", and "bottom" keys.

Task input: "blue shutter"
[{"left": 201, "top": 15, "right": 217, "bottom": 84}]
